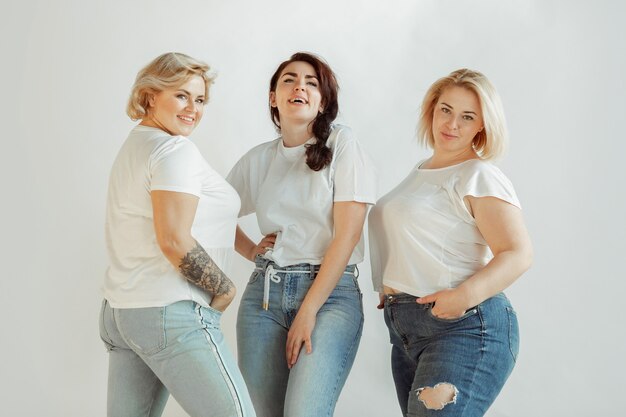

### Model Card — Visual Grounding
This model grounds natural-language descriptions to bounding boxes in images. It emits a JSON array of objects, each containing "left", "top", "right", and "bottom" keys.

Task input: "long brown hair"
[{"left": 269, "top": 52, "right": 339, "bottom": 171}]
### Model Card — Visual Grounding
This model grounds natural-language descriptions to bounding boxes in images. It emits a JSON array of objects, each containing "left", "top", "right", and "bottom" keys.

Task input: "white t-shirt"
[
  {"left": 227, "top": 125, "right": 377, "bottom": 267},
  {"left": 369, "top": 159, "right": 520, "bottom": 296},
  {"left": 104, "top": 125, "right": 241, "bottom": 308}
]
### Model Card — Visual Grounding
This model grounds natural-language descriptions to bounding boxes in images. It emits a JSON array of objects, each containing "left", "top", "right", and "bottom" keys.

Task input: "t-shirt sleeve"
[
  {"left": 226, "top": 154, "right": 255, "bottom": 217},
  {"left": 150, "top": 138, "right": 204, "bottom": 197},
  {"left": 330, "top": 127, "right": 378, "bottom": 204},
  {"left": 454, "top": 162, "right": 521, "bottom": 213}
]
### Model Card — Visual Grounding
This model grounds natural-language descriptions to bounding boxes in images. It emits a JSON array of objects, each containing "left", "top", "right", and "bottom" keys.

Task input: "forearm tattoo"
[{"left": 179, "top": 241, "right": 234, "bottom": 296}]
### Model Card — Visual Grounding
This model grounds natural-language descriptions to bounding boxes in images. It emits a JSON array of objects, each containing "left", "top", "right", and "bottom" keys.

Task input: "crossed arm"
[{"left": 151, "top": 190, "right": 236, "bottom": 311}]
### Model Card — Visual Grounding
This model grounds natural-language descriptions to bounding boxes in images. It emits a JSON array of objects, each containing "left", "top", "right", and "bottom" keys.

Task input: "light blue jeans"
[
  {"left": 384, "top": 292, "right": 519, "bottom": 417},
  {"left": 237, "top": 257, "right": 364, "bottom": 417},
  {"left": 99, "top": 299, "right": 256, "bottom": 417}
]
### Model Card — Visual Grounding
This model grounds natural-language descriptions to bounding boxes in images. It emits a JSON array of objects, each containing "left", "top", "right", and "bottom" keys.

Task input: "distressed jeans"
[
  {"left": 384, "top": 292, "right": 519, "bottom": 417},
  {"left": 99, "top": 299, "right": 256, "bottom": 417},
  {"left": 237, "top": 256, "right": 364, "bottom": 417}
]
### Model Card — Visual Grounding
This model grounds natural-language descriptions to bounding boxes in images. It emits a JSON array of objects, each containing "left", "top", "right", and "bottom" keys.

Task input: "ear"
[
  {"left": 269, "top": 91, "right": 277, "bottom": 108},
  {"left": 147, "top": 92, "right": 156, "bottom": 108}
]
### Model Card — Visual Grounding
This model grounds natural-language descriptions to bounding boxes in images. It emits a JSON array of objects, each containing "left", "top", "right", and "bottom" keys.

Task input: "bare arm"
[
  {"left": 286, "top": 201, "right": 367, "bottom": 367},
  {"left": 151, "top": 190, "right": 236, "bottom": 311},
  {"left": 417, "top": 196, "right": 533, "bottom": 318}
]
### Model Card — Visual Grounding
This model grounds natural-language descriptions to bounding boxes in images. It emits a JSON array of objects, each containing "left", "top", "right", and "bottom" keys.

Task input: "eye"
[
  {"left": 283, "top": 78, "right": 294, "bottom": 83},
  {"left": 463, "top": 115, "right": 474, "bottom": 121},
  {"left": 441, "top": 107, "right": 451, "bottom": 113},
  {"left": 307, "top": 81, "right": 318, "bottom": 87},
  {"left": 177, "top": 94, "right": 188, "bottom": 101},
  {"left": 195, "top": 98, "right": 205, "bottom": 104}
]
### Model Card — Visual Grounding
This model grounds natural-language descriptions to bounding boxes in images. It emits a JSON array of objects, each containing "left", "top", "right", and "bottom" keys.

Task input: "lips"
[
  {"left": 288, "top": 96, "right": 308, "bottom": 104},
  {"left": 441, "top": 131, "right": 458, "bottom": 139},
  {"left": 177, "top": 115, "right": 195, "bottom": 124}
]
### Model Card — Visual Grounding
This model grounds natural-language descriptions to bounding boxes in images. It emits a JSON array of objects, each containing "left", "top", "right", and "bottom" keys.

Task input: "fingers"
[
  {"left": 258, "top": 234, "right": 277, "bottom": 253},
  {"left": 286, "top": 335, "right": 312, "bottom": 369},
  {"left": 416, "top": 293, "right": 437, "bottom": 304},
  {"left": 377, "top": 293, "right": 385, "bottom": 309}
]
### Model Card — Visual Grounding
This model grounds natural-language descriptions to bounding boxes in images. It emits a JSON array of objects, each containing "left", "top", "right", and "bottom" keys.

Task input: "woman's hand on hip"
[
  {"left": 247, "top": 234, "right": 276, "bottom": 262},
  {"left": 416, "top": 287, "right": 473, "bottom": 319},
  {"left": 209, "top": 287, "right": 236, "bottom": 312},
  {"left": 286, "top": 306, "right": 316, "bottom": 368}
]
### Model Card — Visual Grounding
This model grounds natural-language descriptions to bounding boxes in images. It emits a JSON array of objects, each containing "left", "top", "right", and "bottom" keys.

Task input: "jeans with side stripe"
[{"left": 99, "top": 299, "right": 256, "bottom": 417}]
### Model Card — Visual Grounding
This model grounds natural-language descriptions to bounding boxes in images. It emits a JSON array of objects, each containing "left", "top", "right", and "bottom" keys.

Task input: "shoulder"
[
  {"left": 451, "top": 159, "right": 518, "bottom": 205},
  {"left": 150, "top": 134, "right": 199, "bottom": 159},
  {"left": 326, "top": 124, "right": 356, "bottom": 149},
  {"left": 237, "top": 137, "right": 281, "bottom": 162},
  {"left": 455, "top": 159, "right": 511, "bottom": 183}
]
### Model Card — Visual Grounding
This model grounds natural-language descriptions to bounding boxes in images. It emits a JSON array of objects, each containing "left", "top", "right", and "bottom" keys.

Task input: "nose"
[
  {"left": 446, "top": 117, "right": 459, "bottom": 130},
  {"left": 185, "top": 100, "right": 198, "bottom": 112},
  {"left": 294, "top": 78, "right": 307, "bottom": 91}
]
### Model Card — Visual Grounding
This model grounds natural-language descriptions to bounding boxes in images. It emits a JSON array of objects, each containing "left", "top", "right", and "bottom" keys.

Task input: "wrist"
[
  {"left": 298, "top": 300, "right": 320, "bottom": 316},
  {"left": 457, "top": 282, "right": 481, "bottom": 307}
]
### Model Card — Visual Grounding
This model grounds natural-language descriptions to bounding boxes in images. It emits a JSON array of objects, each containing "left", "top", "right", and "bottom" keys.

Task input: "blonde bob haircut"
[
  {"left": 127, "top": 52, "right": 214, "bottom": 121},
  {"left": 417, "top": 68, "right": 508, "bottom": 160}
]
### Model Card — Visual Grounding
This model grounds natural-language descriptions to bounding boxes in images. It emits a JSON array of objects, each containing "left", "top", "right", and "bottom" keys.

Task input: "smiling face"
[
  {"left": 142, "top": 75, "right": 206, "bottom": 137},
  {"left": 431, "top": 86, "right": 484, "bottom": 156},
  {"left": 269, "top": 61, "right": 323, "bottom": 129}
]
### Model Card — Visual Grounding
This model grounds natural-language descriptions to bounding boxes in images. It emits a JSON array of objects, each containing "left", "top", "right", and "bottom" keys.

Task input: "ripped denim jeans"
[{"left": 384, "top": 292, "right": 519, "bottom": 417}]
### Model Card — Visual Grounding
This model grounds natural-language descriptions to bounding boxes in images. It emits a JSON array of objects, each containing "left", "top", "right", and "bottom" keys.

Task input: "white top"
[
  {"left": 369, "top": 159, "right": 520, "bottom": 295},
  {"left": 104, "top": 125, "right": 241, "bottom": 308},
  {"left": 227, "top": 125, "right": 377, "bottom": 267}
]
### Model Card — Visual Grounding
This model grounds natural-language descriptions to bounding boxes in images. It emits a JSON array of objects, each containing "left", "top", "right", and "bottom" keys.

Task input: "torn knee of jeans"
[{"left": 416, "top": 382, "right": 458, "bottom": 410}]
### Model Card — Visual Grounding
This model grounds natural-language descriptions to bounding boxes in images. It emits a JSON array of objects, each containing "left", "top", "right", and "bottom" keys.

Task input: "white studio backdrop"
[{"left": 1, "top": 0, "right": 624, "bottom": 416}]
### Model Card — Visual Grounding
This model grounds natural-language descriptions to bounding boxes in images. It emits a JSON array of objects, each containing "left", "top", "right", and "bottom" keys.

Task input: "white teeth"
[{"left": 178, "top": 116, "right": 193, "bottom": 122}]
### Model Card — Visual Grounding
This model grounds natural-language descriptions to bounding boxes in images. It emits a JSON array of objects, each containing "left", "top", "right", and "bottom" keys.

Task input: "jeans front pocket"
[
  {"left": 116, "top": 306, "right": 167, "bottom": 356},
  {"left": 506, "top": 306, "right": 520, "bottom": 362},
  {"left": 201, "top": 304, "right": 223, "bottom": 330},
  {"left": 248, "top": 269, "right": 262, "bottom": 285},
  {"left": 427, "top": 305, "right": 479, "bottom": 323}
]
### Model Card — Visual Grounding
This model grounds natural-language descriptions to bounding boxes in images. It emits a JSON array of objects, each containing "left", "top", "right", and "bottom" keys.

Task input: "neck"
[
  {"left": 140, "top": 116, "right": 172, "bottom": 136},
  {"left": 281, "top": 121, "right": 313, "bottom": 148},
  {"left": 425, "top": 147, "right": 478, "bottom": 169}
]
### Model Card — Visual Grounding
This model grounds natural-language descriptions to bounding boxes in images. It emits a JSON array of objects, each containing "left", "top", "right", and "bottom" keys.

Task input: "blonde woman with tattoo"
[{"left": 99, "top": 52, "right": 255, "bottom": 417}]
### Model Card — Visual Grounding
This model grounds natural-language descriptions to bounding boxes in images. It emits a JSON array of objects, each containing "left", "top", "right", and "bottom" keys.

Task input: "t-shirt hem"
[
  {"left": 463, "top": 192, "right": 521, "bottom": 210},
  {"left": 150, "top": 185, "right": 202, "bottom": 198},
  {"left": 334, "top": 194, "right": 377, "bottom": 204},
  {"left": 382, "top": 279, "right": 440, "bottom": 298}
]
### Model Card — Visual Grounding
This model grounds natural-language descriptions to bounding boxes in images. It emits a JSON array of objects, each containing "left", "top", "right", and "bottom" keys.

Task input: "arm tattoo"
[{"left": 179, "top": 241, "right": 234, "bottom": 296}]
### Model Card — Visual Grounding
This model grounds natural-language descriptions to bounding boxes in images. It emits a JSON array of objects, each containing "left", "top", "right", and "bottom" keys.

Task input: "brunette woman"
[{"left": 227, "top": 52, "right": 377, "bottom": 417}]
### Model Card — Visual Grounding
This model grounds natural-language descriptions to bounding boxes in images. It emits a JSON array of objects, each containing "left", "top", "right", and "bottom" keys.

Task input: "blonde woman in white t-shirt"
[
  {"left": 100, "top": 52, "right": 255, "bottom": 417},
  {"left": 227, "top": 52, "right": 377, "bottom": 417},
  {"left": 369, "top": 69, "right": 533, "bottom": 417}
]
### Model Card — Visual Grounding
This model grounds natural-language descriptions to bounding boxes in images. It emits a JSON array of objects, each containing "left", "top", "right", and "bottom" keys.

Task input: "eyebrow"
[
  {"left": 281, "top": 72, "right": 319, "bottom": 80},
  {"left": 177, "top": 89, "right": 205, "bottom": 98},
  {"left": 441, "top": 102, "right": 477, "bottom": 115}
]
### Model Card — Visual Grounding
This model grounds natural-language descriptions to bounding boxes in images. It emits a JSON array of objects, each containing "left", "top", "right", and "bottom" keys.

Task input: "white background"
[{"left": 2, "top": 1, "right": 625, "bottom": 416}]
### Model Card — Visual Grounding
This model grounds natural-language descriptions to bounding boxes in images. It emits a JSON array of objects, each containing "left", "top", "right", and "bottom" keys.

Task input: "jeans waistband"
[{"left": 254, "top": 255, "right": 357, "bottom": 310}]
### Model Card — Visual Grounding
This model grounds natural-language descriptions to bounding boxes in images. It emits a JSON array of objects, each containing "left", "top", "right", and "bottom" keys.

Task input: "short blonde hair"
[
  {"left": 126, "top": 52, "right": 215, "bottom": 121},
  {"left": 417, "top": 69, "right": 508, "bottom": 160}
]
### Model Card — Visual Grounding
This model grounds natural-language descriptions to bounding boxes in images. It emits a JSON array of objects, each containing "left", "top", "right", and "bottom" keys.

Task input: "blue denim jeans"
[
  {"left": 99, "top": 299, "right": 256, "bottom": 417},
  {"left": 384, "top": 292, "right": 519, "bottom": 417},
  {"left": 237, "top": 257, "right": 364, "bottom": 417}
]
